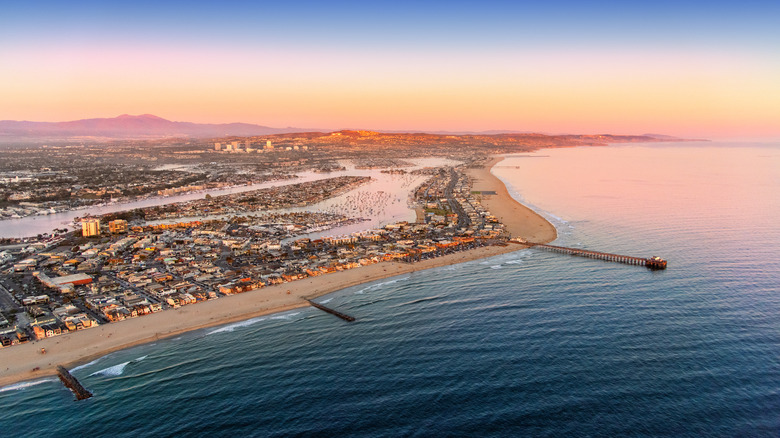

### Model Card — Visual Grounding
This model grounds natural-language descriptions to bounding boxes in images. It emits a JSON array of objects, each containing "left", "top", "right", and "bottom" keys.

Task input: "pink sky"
[{"left": 2, "top": 33, "right": 778, "bottom": 139}]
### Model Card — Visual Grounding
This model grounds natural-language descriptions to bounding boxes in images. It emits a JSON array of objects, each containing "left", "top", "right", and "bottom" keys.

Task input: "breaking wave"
[
  {"left": 206, "top": 317, "right": 268, "bottom": 335},
  {"left": 0, "top": 378, "right": 58, "bottom": 393},
  {"left": 89, "top": 355, "right": 148, "bottom": 377}
]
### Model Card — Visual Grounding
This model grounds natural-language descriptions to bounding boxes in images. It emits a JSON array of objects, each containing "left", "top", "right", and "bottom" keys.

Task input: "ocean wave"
[
  {"left": 501, "top": 181, "right": 568, "bottom": 228},
  {"left": 70, "top": 357, "right": 103, "bottom": 373},
  {"left": 0, "top": 378, "right": 58, "bottom": 393},
  {"left": 545, "top": 212, "right": 568, "bottom": 224},
  {"left": 206, "top": 316, "right": 267, "bottom": 335},
  {"left": 90, "top": 362, "right": 129, "bottom": 377},
  {"left": 354, "top": 276, "right": 410, "bottom": 294},
  {"left": 89, "top": 355, "right": 148, "bottom": 377},
  {"left": 270, "top": 312, "right": 301, "bottom": 321},
  {"left": 392, "top": 295, "right": 443, "bottom": 308},
  {"left": 490, "top": 265, "right": 502, "bottom": 269}
]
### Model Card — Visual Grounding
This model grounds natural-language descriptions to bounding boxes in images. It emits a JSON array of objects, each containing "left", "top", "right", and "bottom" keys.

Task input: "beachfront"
[{"left": 0, "top": 157, "right": 556, "bottom": 387}]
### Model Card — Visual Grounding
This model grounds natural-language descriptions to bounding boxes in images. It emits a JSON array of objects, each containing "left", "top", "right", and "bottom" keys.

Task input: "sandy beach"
[
  {"left": 465, "top": 157, "right": 557, "bottom": 244},
  {"left": 0, "top": 157, "right": 556, "bottom": 388}
]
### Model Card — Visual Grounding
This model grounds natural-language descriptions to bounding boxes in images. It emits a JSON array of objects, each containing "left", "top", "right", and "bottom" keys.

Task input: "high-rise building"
[
  {"left": 108, "top": 219, "right": 128, "bottom": 234},
  {"left": 265, "top": 140, "right": 273, "bottom": 150},
  {"left": 214, "top": 142, "right": 222, "bottom": 151},
  {"left": 81, "top": 218, "right": 100, "bottom": 237}
]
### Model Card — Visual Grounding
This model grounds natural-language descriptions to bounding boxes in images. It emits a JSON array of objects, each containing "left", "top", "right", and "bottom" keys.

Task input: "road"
[{"left": 0, "top": 278, "right": 21, "bottom": 312}]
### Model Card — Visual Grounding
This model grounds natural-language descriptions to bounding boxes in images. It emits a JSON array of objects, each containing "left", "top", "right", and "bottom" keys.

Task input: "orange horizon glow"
[{"left": 2, "top": 13, "right": 779, "bottom": 139}]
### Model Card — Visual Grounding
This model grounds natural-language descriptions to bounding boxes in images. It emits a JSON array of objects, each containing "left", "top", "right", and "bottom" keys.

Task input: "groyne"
[
  {"left": 307, "top": 300, "right": 356, "bottom": 322},
  {"left": 56, "top": 365, "right": 92, "bottom": 400}
]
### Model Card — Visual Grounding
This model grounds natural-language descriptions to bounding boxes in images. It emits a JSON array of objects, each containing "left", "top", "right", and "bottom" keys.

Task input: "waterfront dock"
[
  {"left": 528, "top": 243, "right": 667, "bottom": 269},
  {"left": 56, "top": 365, "right": 93, "bottom": 400},
  {"left": 307, "top": 300, "right": 356, "bottom": 322}
]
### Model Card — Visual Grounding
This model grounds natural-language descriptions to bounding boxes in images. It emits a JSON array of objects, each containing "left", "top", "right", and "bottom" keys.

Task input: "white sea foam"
[
  {"left": 89, "top": 355, "right": 148, "bottom": 377},
  {"left": 70, "top": 357, "right": 103, "bottom": 373},
  {"left": 545, "top": 212, "right": 568, "bottom": 224},
  {"left": 270, "top": 312, "right": 301, "bottom": 321},
  {"left": 0, "top": 378, "right": 58, "bottom": 393},
  {"left": 91, "top": 362, "right": 129, "bottom": 377},
  {"left": 354, "top": 276, "right": 410, "bottom": 294},
  {"left": 207, "top": 316, "right": 267, "bottom": 335},
  {"left": 490, "top": 265, "right": 502, "bottom": 269}
]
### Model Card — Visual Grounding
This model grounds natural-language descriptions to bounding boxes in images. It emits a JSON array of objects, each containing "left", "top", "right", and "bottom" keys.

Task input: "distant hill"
[
  {"left": 249, "top": 130, "right": 690, "bottom": 154},
  {"left": 0, "top": 114, "right": 309, "bottom": 141},
  {"left": 0, "top": 114, "right": 693, "bottom": 145},
  {"left": 377, "top": 129, "right": 537, "bottom": 135}
]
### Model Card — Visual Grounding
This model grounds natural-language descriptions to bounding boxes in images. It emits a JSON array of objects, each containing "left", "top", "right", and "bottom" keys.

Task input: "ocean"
[{"left": 1, "top": 142, "right": 778, "bottom": 437}]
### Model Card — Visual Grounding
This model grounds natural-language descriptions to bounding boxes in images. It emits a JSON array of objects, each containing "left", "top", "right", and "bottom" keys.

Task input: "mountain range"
[
  {"left": 0, "top": 114, "right": 309, "bottom": 141},
  {"left": 0, "top": 114, "right": 687, "bottom": 143}
]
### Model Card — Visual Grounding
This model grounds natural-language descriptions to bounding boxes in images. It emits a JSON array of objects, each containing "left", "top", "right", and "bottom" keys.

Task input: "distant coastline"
[{"left": 0, "top": 156, "right": 556, "bottom": 388}]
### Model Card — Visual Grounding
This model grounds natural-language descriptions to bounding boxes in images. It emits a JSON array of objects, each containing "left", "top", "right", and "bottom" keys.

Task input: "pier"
[
  {"left": 56, "top": 365, "right": 93, "bottom": 400},
  {"left": 307, "top": 300, "right": 356, "bottom": 322},
  {"left": 529, "top": 243, "right": 667, "bottom": 269}
]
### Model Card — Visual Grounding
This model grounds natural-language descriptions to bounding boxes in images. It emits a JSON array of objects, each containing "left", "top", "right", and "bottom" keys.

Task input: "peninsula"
[{"left": 0, "top": 157, "right": 555, "bottom": 387}]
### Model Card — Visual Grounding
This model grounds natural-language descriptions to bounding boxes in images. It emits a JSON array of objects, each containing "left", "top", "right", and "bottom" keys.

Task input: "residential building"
[{"left": 82, "top": 218, "right": 100, "bottom": 237}]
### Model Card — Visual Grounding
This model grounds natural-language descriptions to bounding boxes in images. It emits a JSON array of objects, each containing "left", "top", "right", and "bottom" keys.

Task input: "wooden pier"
[
  {"left": 530, "top": 243, "right": 667, "bottom": 269},
  {"left": 307, "top": 300, "right": 356, "bottom": 322},
  {"left": 56, "top": 365, "right": 93, "bottom": 400}
]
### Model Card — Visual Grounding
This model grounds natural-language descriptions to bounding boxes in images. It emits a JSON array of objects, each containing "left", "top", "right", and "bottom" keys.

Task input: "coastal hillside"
[
  {"left": 0, "top": 114, "right": 691, "bottom": 146},
  {"left": 0, "top": 114, "right": 309, "bottom": 141}
]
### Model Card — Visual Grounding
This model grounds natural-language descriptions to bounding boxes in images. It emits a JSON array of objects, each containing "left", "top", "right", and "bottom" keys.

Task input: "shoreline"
[
  {"left": 0, "top": 156, "right": 556, "bottom": 389},
  {"left": 466, "top": 156, "right": 557, "bottom": 244}
]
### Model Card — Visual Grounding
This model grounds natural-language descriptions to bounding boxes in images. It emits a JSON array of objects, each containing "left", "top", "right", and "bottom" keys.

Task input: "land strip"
[{"left": 0, "top": 157, "right": 556, "bottom": 387}]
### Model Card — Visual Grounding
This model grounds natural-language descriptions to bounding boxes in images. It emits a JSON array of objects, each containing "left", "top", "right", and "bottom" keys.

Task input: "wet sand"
[
  {"left": 0, "top": 157, "right": 556, "bottom": 388},
  {"left": 465, "top": 156, "right": 557, "bottom": 244}
]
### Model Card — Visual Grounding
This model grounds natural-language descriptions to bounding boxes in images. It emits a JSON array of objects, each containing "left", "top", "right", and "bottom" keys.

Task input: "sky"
[{"left": 1, "top": 1, "right": 778, "bottom": 138}]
